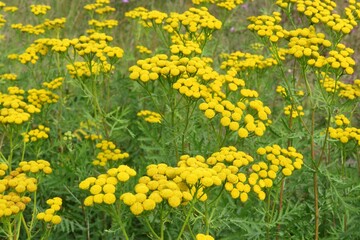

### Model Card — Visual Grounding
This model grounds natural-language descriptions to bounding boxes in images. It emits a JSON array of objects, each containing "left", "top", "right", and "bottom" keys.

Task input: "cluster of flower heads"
[
  {"left": 9, "top": 4, "right": 66, "bottom": 35},
  {"left": 220, "top": 51, "right": 279, "bottom": 73},
  {"left": 0, "top": 192, "right": 31, "bottom": 218},
  {"left": 130, "top": 55, "right": 207, "bottom": 83},
  {"left": 137, "top": 110, "right": 162, "bottom": 123},
  {"left": 247, "top": 11, "right": 291, "bottom": 44},
  {"left": 30, "top": 4, "right": 51, "bottom": 15},
  {"left": 247, "top": 9, "right": 357, "bottom": 75},
  {"left": 0, "top": 87, "right": 40, "bottom": 124},
  {"left": 0, "top": 160, "right": 52, "bottom": 218},
  {"left": 192, "top": 0, "right": 244, "bottom": 11},
  {"left": 125, "top": 7, "right": 169, "bottom": 28},
  {"left": 22, "top": 125, "right": 50, "bottom": 143},
  {"left": 93, "top": 140, "right": 129, "bottom": 166},
  {"left": 126, "top": 7, "right": 222, "bottom": 47},
  {"left": 27, "top": 88, "right": 59, "bottom": 109},
  {"left": 12, "top": 30, "right": 123, "bottom": 80},
  {"left": 84, "top": 1, "right": 115, "bottom": 15},
  {"left": 83, "top": 0, "right": 117, "bottom": 31},
  {"left": 136, "top": 45, "right": 152, "bottom": 54},
  {"left": 196, "top": 234, "right": 215, "bottom": 240},
  {"left": 0, "top": 73, "right": 17, "bottom": 81},
  {"left": 42, "top": 77, "right": 64, "bottom": 90},
  {"left": 0, "top": 2, "right": 18, "bottom": 15},
  {"left": 79, "top": 165, "right": 136, "bottom": 206},
  {"left": 119, "top": 145, "right": 303, "bottom": 215},
  {"left": 74, "top": 120, "right": 104, "bottom": 141},
  {"left": 276, "top": 0, "right": 360, "bottom": 34},
  {"left": 329, "top": 114, "right": 360, "bottom": 145},
  {"left": 320, "top": 73, "right": 360, "bottom": 100},
  {"left": 129, "top": 47, "right": 272, "bottom": 139},
  {"left": 276, "top": 85, "right": 304, "bottom": 99},
  {"left": 283, "top": 104, "right": 304, "bottom": 119},
  {"left": 36, "top": 197, "right": 62, "bottom": 225},
  {"left": 17, "top": 160, "right": 53, "bottom": 175}
]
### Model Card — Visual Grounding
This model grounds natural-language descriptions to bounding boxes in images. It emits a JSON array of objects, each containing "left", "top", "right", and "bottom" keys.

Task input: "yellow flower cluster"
[
  {"left": 284, "top": 104, "right": 304, "bottom": 118},
  {"left": 173, "top": 77, "right": 210, "bottom": 99},
  {"left": 67, "top": 61, "right": 113, "bottom": 79},
  {"left": 75, "top": 121, "right": 104, "bottom": 141},
  {"left": 121, "top": 159, "right": 220, "bottom": 215},
  {"left": 37, "top": 197, "right": 62, "bottom": 225},
  {"left": 256, "top": 145, "right": 304, "bottom": 178},
  {"left": 276, "top": 85, "right": 287, "bottom": 97},
  {"left": 200, "top": 93, "right": 271, "bottom": 138},
  {"left": 286, "top": 26, "right": 331, "bottom": 60},
  {"left": 30, "top": 5, "right": 51, "bottom": 15},
  {"left": 130, "top": 46, "right": 272, "bottom": 138},
  {"left": 308, "top": 43, "right": 355, "bottom": 75},
  {"left": 247, "top": 12, "right": 287, "bottom": 43},
  {"left": 0, "top": 171, "right": 38, "bottom": 194},
  {"left": 129, "top": 54, "right": 188, "bottom": 82},
  {"left": 170, "top": 41, "right": 202, "bottom": 56},
  {"left": 93, "top": 140, "right": 129, "bottom": 166},
  {"left": 85, "top": 134, "right": 103, "bottom": 141},
  {"left": 320, "top": 74, "right": 360, "bottom": 100},
  {"left": 0, "top": 160, "right": 52, "bottom": 203},
  {"left": 137, "top": 110, "right": 162, "bottom": 123},
  {"left": 125, "top": 7, "right": 168, "bottom": 28},
  {"left": 85, "top": 2, "right": 115, "bottom": 14},
  {"left": 220, "top": 51, "right": 278, "bottom": 72},
  {"left": 297, "top": 0, "right": 359, "bottom": 33},
  {"left": 329, "top": 116, "right": 360, "bottom": 144},
  {"left": 3, "top": 6, "right": 17, "bottom": 12},
  {"left": 95, "top": 6, "right": 115, "bottom": 14},
  {"left": 334, "top": 114, "right": 350, "bottom": 126},
  {"left": 42, "top": 17, "right": 66, "bottom": 30},
  {"left": 0, "top": 14, "right": 5, "bottom": 28},
  {"left": 22, "top": 125, "right": 50, "bottom": 143},
  {"left": 0, "top": 87, "right": 40, "bottom": 124},
  {"left": 164, "top": 7, "right": 222, "bottom": 41},
  {"left": 84, "top": 3, "right": 103, "bottom": 11},
  {"left": 11, "top": 23, "right": 45, "bottom": 35},
  {"left": 122, "top": 145, "right": 303, "bottom": 215},
  {"left": 196, "top": 233, "right": 215, "bottom": 240},
  {"left": 0, "top": 163, "right": 7, "bottom": 177},
  {"left": 79, "top": 165, "right": 136, "bottom": 206},
  {"left": 42, "top": 77, "right": 64, "bottom": 90},
  {"left": 16, "top": 40, "right": 48, "bottom": 64},
  {"left": 0, "top": 192, "right": 31, "bottom": 218},
  {"left": 192, "top": 0, "right": 244, "bottom": 11},
  {"left": 329, "top": 127, "right": 360, "bottom": 145},
  {"left": 0, "top": 73, "right": 17, "bottom": 81},
  {"left": 27, "top": 88, "right": 59, "bottom": 109},
  {"left": 17, "top": 160, "right": 53, "bottom": 175},
  {"left": 88, "top": 19, "right": 118, "bottom": 29},
  {"left": 251, "top": 42, "right": 264, "bottom": 50},
  {"left": 136, "top": 45, "right": 152, "bottom": 54}
]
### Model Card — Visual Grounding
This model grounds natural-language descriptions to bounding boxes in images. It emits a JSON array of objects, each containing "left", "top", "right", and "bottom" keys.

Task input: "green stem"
[
  {"left": 160, "top": 204, "right": 164, "bottom": 240},
  {"left": 144, "top": 218, "right": 161, "bottom": 240},
  {"left": 113, "top": 204, "right": 129, "bottom": 240},
  {"left": 21, "top": 214, "right": 31, "bottom": 240},
  {"left": 176, "top": 202, "right": 195, "bottom": 240}
]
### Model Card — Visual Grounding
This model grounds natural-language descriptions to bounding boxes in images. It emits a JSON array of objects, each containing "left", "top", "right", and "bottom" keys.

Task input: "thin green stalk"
[
  {"left": 176, "top": 202, "right": 195, "bottom": 240},
  {"left": 144, "top": 218, "right": 161, "bottom": 240},
  {"left": 160, "top": 204, "right": 164, "bottom": 240},
  {"left": 113, "top": 204, "right": 129, "bottom": 240},
  {"left": 28, "top": 191, "right": 37, "bottom": 238},
  {"left": 21, "top": 214, "right": 31, "bottom": 239}
]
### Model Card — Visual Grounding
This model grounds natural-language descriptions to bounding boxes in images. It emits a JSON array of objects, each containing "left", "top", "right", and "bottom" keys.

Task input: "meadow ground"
[{"left": 0, "top": 0, "right": 360, "bottom": 239}]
